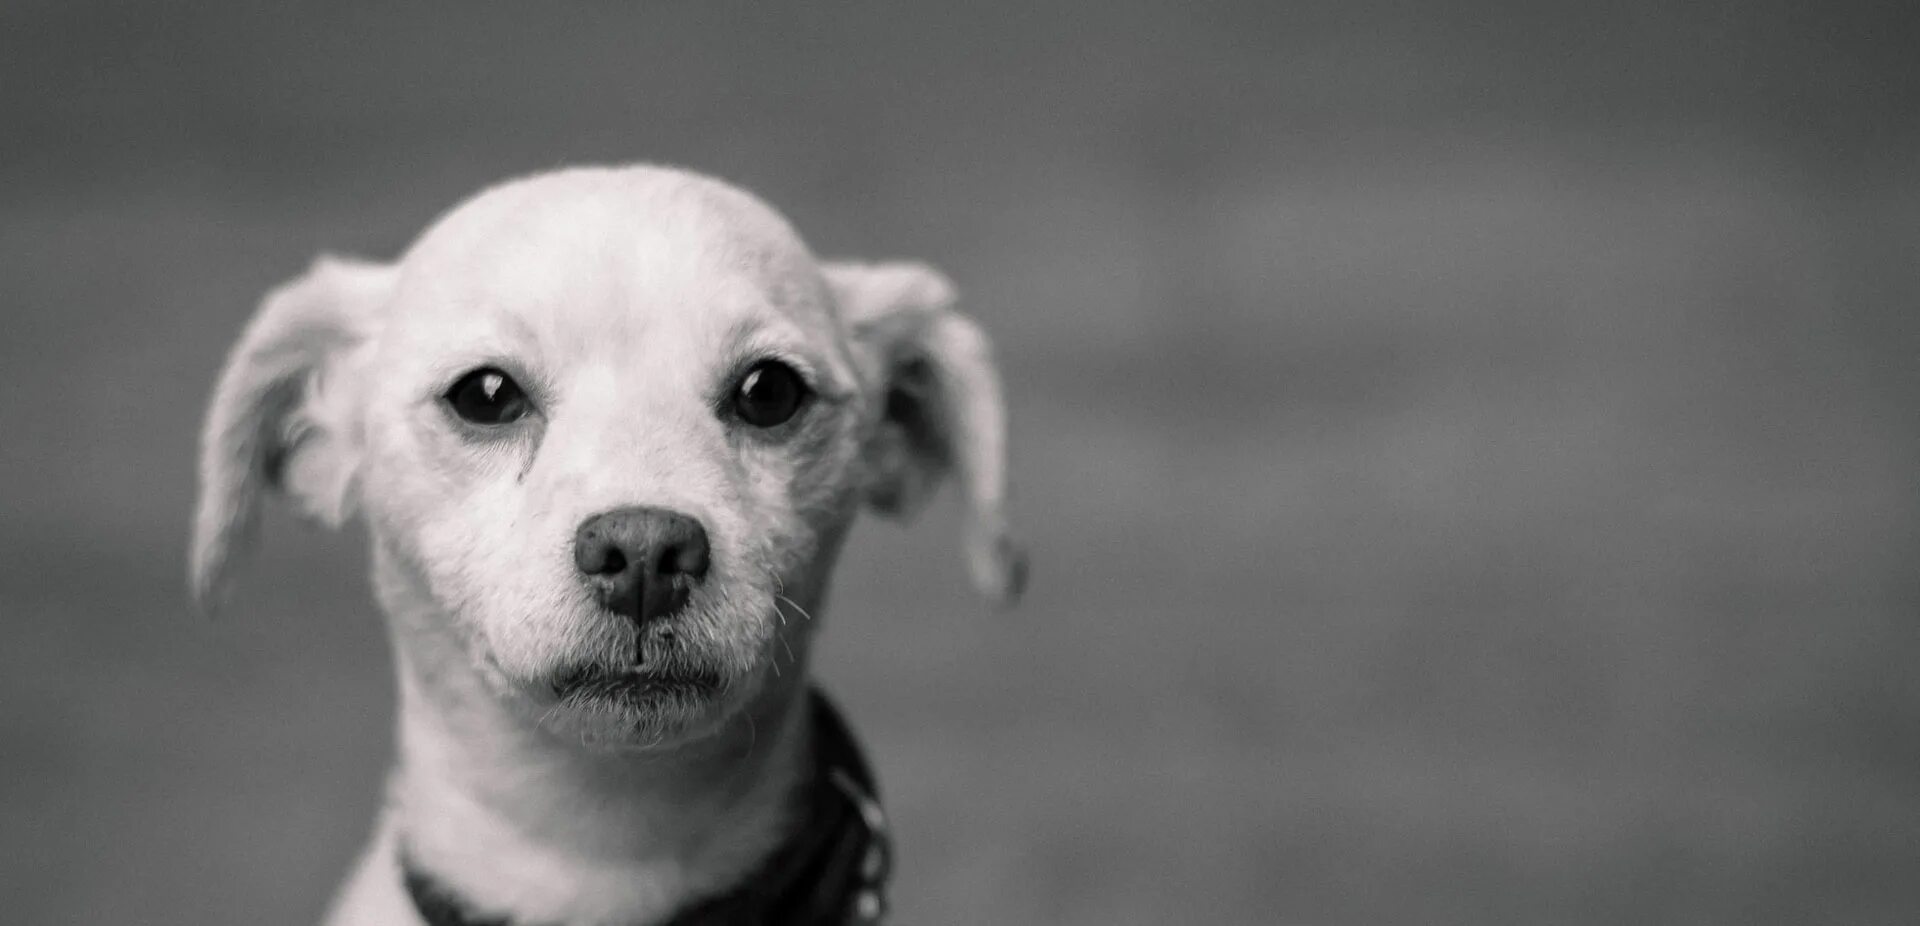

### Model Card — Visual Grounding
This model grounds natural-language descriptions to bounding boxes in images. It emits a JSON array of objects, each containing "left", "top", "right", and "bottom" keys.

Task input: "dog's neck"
[{"left": 378, "top": 577, "right": 816, "bottom": 925}]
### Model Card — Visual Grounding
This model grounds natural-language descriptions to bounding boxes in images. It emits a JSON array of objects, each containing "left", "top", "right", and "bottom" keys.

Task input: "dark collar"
[{"left": 401, "top": 688, "right": 892, "bottom": 926}]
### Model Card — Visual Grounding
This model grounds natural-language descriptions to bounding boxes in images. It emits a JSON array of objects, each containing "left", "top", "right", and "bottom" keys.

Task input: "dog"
[{"left": 189, "top": 164, "right": 1026, "bottom": 925}]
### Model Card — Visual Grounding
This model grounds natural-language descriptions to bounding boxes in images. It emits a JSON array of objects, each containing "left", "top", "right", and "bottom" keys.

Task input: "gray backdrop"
[{"left": 4, "top": 2, "right": 1917, "bottom": 924}]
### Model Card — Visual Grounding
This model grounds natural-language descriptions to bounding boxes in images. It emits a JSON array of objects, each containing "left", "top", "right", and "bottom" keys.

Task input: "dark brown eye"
[
  {"left": 730, "top": 360, "right": 809, "bottom": 428},
  {"left": 445, "top": 367, "right": 532, "bottom": 425}
]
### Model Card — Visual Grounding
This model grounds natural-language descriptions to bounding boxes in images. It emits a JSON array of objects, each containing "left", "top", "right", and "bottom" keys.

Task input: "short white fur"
[{"left": 190, "top": 165, "right": 1024, "bottom": 925}]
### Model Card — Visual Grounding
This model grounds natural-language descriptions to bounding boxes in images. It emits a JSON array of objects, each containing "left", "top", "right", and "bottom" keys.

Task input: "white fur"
[{"left": 190, "top": 165, "right": 1024, "bottom": 925}]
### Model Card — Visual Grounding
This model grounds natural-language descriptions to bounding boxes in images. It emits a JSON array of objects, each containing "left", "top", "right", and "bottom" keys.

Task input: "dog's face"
[{"left": 191, "top": 166, "right": 1024, "bottom": 748}]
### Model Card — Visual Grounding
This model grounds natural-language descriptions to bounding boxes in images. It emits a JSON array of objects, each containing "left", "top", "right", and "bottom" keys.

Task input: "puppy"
[{"left": 190, "top": 165, "right": 1025, "bottom": 925}]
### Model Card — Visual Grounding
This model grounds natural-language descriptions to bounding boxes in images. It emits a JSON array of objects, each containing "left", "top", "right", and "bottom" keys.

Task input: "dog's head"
[{"left": 190, "top": 166, "right": 1024, "bottom": 747}]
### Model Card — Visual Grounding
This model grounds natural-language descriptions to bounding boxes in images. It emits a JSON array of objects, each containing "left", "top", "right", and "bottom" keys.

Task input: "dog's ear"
[
  {"left": 825, "top": 260, "right": 1027, "bottom": 606},
  {"left": 190, "top": 255, "right": 395, "bottom": 610}
]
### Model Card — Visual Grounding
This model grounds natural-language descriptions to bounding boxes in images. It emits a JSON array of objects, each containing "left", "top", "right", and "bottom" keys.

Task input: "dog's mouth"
[{"left": 550, "top": 662, "right": 724, "bottom": 708}]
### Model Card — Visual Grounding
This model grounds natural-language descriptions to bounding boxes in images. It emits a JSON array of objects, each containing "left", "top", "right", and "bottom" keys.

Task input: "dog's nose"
[{"left": 573, "top": 506, "right": 711, "bottom": 626}]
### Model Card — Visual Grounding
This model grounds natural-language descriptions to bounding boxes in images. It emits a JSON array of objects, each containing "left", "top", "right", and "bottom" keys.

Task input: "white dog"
[{"left": 190, "top": 165, "right": 1025, "bottom": 925}]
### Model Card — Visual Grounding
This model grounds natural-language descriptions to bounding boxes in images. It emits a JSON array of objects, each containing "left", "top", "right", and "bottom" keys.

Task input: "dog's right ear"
[{"left": 190, "top": 255, "right": 395, "bottom": 611}]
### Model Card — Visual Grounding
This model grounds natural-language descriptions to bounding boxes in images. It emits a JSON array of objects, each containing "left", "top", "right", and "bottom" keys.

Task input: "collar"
[{"left": 401, "top": 687, "right": 892, "bottom": 926}]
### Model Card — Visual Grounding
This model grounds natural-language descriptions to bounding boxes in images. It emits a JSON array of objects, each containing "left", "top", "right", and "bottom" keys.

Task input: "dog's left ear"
[
  {"left": 190, "top": 255, "right": 396, "bottom": 611},
  {"left": 825, "top": 260, "right": 1027, "bottom": 607}
]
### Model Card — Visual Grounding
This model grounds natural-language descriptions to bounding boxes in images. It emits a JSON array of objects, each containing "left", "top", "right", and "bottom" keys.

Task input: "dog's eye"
[
  {"left": 445, "top": 367, "right": 533, "bottom": 426},
  {"left": 730, "top": 360, "right": 809, "bottom": 429}
]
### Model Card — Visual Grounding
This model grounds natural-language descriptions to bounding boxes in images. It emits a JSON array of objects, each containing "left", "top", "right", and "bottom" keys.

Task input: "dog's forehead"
[{"left": 393, "top": 167, "right": 837, "bottom": 343}]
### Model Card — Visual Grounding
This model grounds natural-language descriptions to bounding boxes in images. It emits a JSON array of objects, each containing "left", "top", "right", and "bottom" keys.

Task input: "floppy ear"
[
  {"left": 190, "top": 255, "right": 395, "bottom": 610},
  {"left": 824, "top": 260, "right": 1027, "bottom": 606}
]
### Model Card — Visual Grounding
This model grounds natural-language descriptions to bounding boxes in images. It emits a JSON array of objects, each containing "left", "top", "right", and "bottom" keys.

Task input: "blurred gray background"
[{"left": 4, "top": 2, "right": 1917, "bottom": 924}]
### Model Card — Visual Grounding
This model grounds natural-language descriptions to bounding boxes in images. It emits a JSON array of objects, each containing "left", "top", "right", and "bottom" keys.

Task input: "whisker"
[{"left": 775, "top": 594, "right": 816, "bottom": 623}]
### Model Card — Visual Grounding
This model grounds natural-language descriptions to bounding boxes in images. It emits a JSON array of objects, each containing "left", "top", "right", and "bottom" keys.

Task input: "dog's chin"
[{"left": 524, "top": 656, "right": 760, "bottom": 751}]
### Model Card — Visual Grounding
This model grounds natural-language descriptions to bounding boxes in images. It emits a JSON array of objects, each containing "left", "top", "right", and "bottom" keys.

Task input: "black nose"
[{"left": 573, "top": 506, "right": 711, "bottom": 626}]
